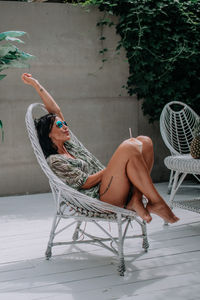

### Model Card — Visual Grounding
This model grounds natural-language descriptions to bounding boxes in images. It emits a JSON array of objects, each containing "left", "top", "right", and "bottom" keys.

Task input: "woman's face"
[{"left": 49, "top": 117, "right": 70, "bottom": 143}]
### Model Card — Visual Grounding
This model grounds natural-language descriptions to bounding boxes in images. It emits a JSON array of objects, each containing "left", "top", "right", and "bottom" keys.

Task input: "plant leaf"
[
  {"left": 0, "top": 31, "right": 26, "bottom": 41},
  {"left": 6, "top": 60, "right": 29, "bottom": 68},
  {"left": 0, "top": 44, "right": 17, "bottom": 57},
  {"left": 0, "top": 120, "right": 4, "bottom": 142},
  {"left": 16, "top": 51, "right": 35, "bottom": 60},
  {"left": 5, "top": 37, "right": 24, "bottom": 44},
  {"left": 0, "top": 74, "right": 7, "bottom": 80},
  {"left": 0, "top": 64, "right": 9, "bottom": 71}
]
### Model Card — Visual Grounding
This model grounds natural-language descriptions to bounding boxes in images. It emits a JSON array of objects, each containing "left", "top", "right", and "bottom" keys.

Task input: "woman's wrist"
[
  {"left": 100, "top": 169, "right": 105, "bottom": 180},
  {"left": 32, "top": 79, "right": 39, "bottom": 89},
  {"left": 33, "top": 80, "right": 44, "bottom": 93}
]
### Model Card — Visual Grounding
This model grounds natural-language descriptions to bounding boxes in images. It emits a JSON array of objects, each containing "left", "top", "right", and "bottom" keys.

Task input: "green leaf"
[
  {"left": 0, "top": 44, "right": 17, "bottom": 57},
  {"left": 6, "top": 60, "right": 29, "bottom": 68},
  {"left": 0, "top": 120, "right": 4, "bottom": 142},
  {"left": 99, "top": 48, "right": 108, "bottom": 54},
  {"left": 0, "top": 31, "right": 26, "bottom": 41},
  {"left": 0, "top": 30, "right": 34, "bottom": 81},
  {"left": 5, "top": 37, "right": 24, "bottom": 44},
  {"left": 15, "top": 51, "right": 35, "bottom": 60},
  {"left": 0, "top": 64, "right": 9, "bottom": 71},
  {"left": 0, "top": 74, "right": 6, "bottom": 80}
]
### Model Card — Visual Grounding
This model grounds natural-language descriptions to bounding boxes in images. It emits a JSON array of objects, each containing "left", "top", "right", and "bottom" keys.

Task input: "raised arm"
[{"left": 21, "top": 73, "right": 64, "bottom": 120}]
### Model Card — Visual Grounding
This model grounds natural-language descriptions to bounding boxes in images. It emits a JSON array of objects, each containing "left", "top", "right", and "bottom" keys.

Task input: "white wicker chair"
[
  {"left": 160, "top": 101, "right": 200, "bottom": 213},
  {"left": 25, "top": 103, "right": 149, "bottom": 276}
]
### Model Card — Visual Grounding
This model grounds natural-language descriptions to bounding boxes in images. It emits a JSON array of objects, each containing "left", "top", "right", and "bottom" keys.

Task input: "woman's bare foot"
[
  {"left": 126, "top": 198, "right": 152, "bottom": 223},
  {"left": 147, "top": 201, "right": 179, "bottom": 223}
]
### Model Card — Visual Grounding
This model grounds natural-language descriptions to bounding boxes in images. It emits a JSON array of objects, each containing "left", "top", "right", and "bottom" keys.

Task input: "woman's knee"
[
  {"left": 136, "top": 136, "right": 153, "bottom": 151},
  {"left": 120, "top": 138, "right": 142, "bottom": 156}
]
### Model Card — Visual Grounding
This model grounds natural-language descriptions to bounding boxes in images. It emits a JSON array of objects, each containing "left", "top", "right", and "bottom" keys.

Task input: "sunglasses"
[{"left": 56, "top": 120, "right": 68, "bottom": 128}]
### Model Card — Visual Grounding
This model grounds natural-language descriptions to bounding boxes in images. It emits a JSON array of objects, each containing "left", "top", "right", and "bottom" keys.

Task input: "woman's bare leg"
[
  {"left": 100, "top": 138, "right": 179, "bottom": 223},
  {"left": 126, "top": 136, "right": 154, "bottom": 222}
]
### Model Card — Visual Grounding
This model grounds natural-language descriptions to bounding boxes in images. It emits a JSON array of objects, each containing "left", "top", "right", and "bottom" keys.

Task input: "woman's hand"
[
  {"left": 81, "top": 169, "right": 105, "bottom": 189},
  {"left": 21, "top": 73, "right": 38, "bottom": 87}
]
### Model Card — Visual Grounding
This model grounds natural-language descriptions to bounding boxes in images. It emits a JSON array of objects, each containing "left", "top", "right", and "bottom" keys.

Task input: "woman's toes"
[{"left": 147, "top": 202, "right": 179, "bottom": 223}]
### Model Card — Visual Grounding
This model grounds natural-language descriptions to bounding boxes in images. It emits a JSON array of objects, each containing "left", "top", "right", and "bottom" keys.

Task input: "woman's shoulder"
[{"left": 47, "top": 154, "right": 65, "bottom": 165}]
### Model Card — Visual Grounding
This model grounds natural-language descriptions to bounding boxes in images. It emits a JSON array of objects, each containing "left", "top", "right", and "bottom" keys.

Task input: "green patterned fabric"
[{"left": 47, "top": 140, "right": 104, "bottom": 199}]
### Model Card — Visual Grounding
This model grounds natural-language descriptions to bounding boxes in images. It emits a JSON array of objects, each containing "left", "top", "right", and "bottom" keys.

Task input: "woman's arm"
[
  {"left": 21, "top": 73, "right": 64, "bottom": 120},
  {"left": 81, "top": 169, "right": 105, "bottom": 189}
]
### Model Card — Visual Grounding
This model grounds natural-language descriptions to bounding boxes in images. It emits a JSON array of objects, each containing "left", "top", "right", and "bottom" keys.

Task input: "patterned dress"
[{"left": 47, "top": 140, "right": 105, "bottom": 199}]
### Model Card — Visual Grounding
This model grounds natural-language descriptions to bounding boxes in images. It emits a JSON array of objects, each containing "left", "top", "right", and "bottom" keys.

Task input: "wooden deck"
[{"left": 0, "top": 182, "right": 200, "bottom": 300}]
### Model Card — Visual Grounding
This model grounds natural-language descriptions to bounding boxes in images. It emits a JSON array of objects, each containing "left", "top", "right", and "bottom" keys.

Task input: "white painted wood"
[{"left": 0, "top": 182, "right": 200, "bottom": 299}]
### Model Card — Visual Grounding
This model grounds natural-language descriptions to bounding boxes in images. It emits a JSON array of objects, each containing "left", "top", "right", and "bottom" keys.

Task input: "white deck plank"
[
  {"left": 1, "top": 258, "right": 200, "bottom": 291},
  {"left": 0, "top": 182, "right": 200, "bottom": 299}
]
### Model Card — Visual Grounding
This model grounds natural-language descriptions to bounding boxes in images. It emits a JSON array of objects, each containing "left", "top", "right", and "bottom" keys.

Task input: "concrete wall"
[{"left": 0, "top": 1, "right": 170, "bottom": 196}]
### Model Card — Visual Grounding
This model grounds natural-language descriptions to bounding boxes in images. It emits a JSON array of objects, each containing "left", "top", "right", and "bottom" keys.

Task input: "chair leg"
[
  {"left": 193, "top": 174, "right": 200, "bottom": 183},
  {"left": 164, "top": 171, "right": 187, "bottom": 225},
  {"left": 45, "top": 214, "right": 58, "bottom": 260},
  {"left": 167, "top": 169, "right": 175, "bottom": 194},
  {"left": 117, "top": 214, "right": 126, "bottom": 276},
  {"left": 169, "top": 171, "right": 187, "bottom": 209},
  {"left": 72, "top": 221, "right": 82, "bottom": 241},
  {"left": 141, "top": 220, "right": 149, "bottom": 252}
]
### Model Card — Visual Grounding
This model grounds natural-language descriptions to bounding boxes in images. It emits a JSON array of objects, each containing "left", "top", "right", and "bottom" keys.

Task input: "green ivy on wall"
[
  {"left": 10, "top": 0, "right": 200, "bottom": 122},
  {"left": 0, "top": 120, "right": 3, "bottom": 142},
  {"left": 81, "top": 0, "right": 200, "bottom": 122}
]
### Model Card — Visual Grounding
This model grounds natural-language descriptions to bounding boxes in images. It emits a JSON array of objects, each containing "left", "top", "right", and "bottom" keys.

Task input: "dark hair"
[{"left": 35, "top": 113, "right": 58, "bottom": 158}]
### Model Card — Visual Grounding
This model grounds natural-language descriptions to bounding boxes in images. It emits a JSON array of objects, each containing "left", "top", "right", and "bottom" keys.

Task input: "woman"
[{"left": 22, "top": 73, "right": 179, "bottom": 224}]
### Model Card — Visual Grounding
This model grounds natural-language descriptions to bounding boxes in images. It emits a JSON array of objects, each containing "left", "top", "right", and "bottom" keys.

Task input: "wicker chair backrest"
[
  {"left": 25, "top": 103, "right": 135, "bottom": 217},
  {"left": 160, "top": 101, "right": 199, "bottom": 155},
  {"left": 26, "top": 103, "right": 102, "bottom": 183}
]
